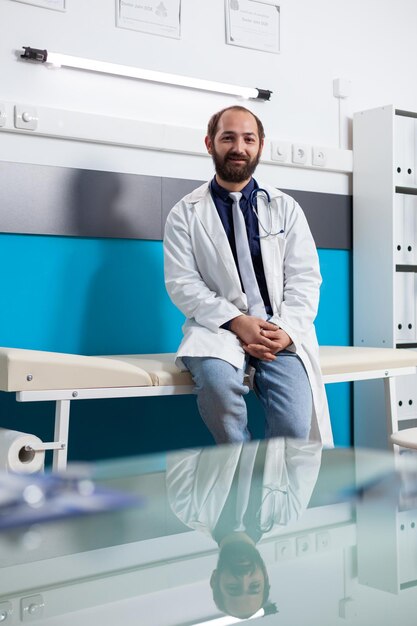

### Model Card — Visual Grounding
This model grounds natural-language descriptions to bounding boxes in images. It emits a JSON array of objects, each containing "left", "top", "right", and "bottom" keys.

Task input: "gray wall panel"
[
  {"left": 68, "top": 168, "right": 162, "bottom": 240},
  {"left": 282, "top": 188, "right": 352, "bottom": 250},
  {"left": 0, "top": 162, "right": 162, "bottom": 240},
  {"left": 0, "top": 162, "right": 72, "bottom": 235},
  {"left": 161, "top": 177, "right": 205, "bottom": 226},
  {"left": 0, "top": 162, "right": 352, "bottom": 248}
]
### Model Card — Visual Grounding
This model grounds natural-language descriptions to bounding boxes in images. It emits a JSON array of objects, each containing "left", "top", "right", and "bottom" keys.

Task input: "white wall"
[{"left": 1, "top": 0, "right": 417, "bottom": 195}]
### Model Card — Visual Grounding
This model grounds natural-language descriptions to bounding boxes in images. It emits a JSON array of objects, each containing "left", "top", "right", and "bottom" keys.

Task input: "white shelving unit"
[{"left": 353, "top": 105, "right": 417, "bottom": 449}]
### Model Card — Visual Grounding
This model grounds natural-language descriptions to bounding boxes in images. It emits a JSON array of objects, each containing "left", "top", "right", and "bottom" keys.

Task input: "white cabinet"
[{"left": 353, "top": 105, "right": 417, "bottom": 449}]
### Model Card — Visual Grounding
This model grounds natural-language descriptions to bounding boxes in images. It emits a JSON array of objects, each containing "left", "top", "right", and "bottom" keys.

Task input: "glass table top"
[{"left": 0, "top": 439, "right": 416, "bottom": 625}]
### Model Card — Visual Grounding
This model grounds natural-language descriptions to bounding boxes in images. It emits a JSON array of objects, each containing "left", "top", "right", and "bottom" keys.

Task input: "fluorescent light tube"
[{"left": 20, "top": 47, "right": 272, "bottom": 101}]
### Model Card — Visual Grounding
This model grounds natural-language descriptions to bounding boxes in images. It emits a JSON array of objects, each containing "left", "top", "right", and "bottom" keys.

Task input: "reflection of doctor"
[{"left": 167, "top": 438, "right": 322, "bottom": 618}]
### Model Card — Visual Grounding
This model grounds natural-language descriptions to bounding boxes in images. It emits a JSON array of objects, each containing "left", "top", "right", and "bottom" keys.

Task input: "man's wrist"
[{"left": 229, "top": 314, "right": 245, "bottom": 334}]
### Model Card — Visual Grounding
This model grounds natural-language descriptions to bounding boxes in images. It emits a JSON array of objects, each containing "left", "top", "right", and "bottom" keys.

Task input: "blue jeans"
[{"left": 182, "top": 351, "right": 312, "bottom": 444}]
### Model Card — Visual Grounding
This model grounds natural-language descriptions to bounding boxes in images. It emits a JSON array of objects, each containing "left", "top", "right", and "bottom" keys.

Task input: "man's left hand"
[{"left": 242, "top": 327, "right": 292, "bottom": 360}]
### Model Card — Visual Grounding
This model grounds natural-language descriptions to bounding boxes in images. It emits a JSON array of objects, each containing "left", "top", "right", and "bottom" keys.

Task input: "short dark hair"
[{"left": 206, "top": 106, "right": 265, "bottom": 143}]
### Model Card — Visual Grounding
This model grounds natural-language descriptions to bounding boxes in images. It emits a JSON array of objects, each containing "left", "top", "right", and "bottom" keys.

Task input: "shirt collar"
[{"left": 210, "top": 176, "right": 258, "bottom": 202}]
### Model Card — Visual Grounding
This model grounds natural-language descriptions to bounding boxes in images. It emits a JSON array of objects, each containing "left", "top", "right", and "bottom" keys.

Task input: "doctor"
[{"left": 164, "top": 106, "right": 332, "bottom": 446}]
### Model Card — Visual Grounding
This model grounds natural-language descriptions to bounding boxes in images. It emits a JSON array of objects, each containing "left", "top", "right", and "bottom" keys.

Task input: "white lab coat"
[
  {"left": 164, "top": 181, "right": 333, "bottom": 446},
  {"left": 166, "top": 439, "right": 322, "bottom": 538}
]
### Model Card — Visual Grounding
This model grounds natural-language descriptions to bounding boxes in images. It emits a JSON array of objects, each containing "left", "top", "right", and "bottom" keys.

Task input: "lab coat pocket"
[
  {"left": 272, "top": 235, "right": 286, "bottom": 290},
  {"left": 275, "top": 234, "right": 286, "bottom": 262}
]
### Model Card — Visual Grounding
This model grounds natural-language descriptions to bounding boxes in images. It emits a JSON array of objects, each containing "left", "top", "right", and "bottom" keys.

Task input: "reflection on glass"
[
  {"left": 167, "top": 438, "right": 322, "bottom": 619},
  {"left": 1, "top": 443, "right": 417, "bottom": 624}
]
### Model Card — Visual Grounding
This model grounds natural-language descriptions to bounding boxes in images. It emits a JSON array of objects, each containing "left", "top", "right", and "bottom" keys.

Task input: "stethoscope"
[
  {"left": 249, "top": 188, "right": 284, "bottom": 238},
  {"left": 255, "top": 485, "right": 288, "bottom": 533}
]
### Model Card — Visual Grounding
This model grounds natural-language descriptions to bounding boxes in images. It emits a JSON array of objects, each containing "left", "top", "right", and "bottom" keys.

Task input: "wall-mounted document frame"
[
  {"left": 225, "top": 0, "right": 280, "bottom": 54},
  {"left": 116, "top": 0, "right": 181, "bottom": 40},
  {"left": 10, "top": 0, "right": 66, "bottom": 10}
]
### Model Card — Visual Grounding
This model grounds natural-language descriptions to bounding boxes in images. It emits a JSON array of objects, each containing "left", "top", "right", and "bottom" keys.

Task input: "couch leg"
[
  {"left": 52, "top": 400, "right": 70, "bottom": 472},
  {"left": 384, "top": 377, "right": 398, "bottom": 453}
]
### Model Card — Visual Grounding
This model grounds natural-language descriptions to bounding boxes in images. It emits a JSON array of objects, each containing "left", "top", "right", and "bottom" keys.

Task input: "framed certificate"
[
  {"left": 226, "top": 0, "right": 280, "bottom": 54},
  {"left": 116, "top": 0, "right": 181, "bottom": 40}
]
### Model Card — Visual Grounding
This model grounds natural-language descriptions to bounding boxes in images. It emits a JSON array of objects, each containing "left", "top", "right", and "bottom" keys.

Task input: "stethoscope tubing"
[{"left": 249, "top": 188, "right": 284, "bottom": 238}]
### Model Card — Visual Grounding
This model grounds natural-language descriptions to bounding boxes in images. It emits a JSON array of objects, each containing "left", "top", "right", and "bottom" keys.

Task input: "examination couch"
[{"left": 1, "top": 346, "right": 417, "bottom": 470}]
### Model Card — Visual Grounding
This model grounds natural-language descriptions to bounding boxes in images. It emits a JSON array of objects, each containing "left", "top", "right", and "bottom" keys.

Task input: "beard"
[{"left": 211, "top": 147, "right": 261, "bottom": 183}]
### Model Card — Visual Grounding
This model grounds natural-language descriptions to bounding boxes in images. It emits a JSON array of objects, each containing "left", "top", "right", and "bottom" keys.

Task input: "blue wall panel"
[
  {"left": 316, "top": 249, "right": 352, "bottom": 446},
  {"left": 0, "top": 235, "right": 352, "bottom": 458},
  {"left": 0, "top": 234, "right": 184, "bottom": 355}
]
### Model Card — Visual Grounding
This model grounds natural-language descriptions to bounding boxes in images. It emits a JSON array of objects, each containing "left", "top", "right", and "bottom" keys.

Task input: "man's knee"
[{"left": 187, "top": 358, "right": 244, "bottom": 392}]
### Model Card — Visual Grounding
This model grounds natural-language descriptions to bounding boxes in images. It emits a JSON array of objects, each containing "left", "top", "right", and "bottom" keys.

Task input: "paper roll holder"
[
  {"left": 25, "top": 441, "right": 66, "bottom": 452},
  {"left": 20, "top": 441, "right": 66, "bottom": 468}
]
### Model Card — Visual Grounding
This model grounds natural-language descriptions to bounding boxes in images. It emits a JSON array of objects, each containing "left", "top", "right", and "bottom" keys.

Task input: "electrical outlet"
[
  {"left": 0, "top": 103, "right": 6, "bottom": 128},
  {"left": 271, "top": 141, "right": 290, "bottom": 162},
  {"left": 312, "top": 146, "right": 327, "bottom": 167},
  {"left": 276, "top": 539, "right": 295, "bottom": 560},
  {"left": 296, "top": 534, "right": 313, "bottom": 556},
  {"left": 0, "top": 602, "right": 13, "bottom": 623},
  {"left": 292, "top": 143, "right": 309, "bottom": 165},
  {"left": 316, "top": 531, "right": 331, "bottom": 551}
]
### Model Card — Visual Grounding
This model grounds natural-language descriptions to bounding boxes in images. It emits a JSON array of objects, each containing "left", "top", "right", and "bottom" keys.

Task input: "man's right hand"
[{"left": 229, "top": 315, "right": 279, "bottom": 361}]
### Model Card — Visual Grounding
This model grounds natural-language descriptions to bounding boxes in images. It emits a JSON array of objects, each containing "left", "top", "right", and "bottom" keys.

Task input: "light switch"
[
  {"left": 14, "top": 105, "right": 38, "bottom": 131},
  {"left": 271, "top": 141, "right": 290, "bottom": 162}
]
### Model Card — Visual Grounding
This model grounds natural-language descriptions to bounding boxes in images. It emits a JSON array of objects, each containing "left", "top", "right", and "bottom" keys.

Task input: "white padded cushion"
[
  {"left": 100, "top": 354, "right": 193, "bottom": 386},
  {"left": 0, "top": 347, "right": 154, "bottom": 391},
  {"left": 109, "top": 348, "right": 417, "bottom": 382},
  {"left": 1, "top": 346, "right": 417, "bottom": 392},
  {"left": 318, "top": 346, "right": 417, "bottom": 376},
  {"left": 391, "top": 428, "right": 417, "bottom": 450}
]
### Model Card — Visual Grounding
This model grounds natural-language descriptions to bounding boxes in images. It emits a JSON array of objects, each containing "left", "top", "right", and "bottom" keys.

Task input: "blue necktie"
[{"left": 229, "top": 192, "right": 267, "bottom": 320}]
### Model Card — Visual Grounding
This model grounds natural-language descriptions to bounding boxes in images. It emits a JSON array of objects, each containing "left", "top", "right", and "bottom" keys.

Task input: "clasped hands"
[{"left": 229, "top": 315, "right": 292, "bottom": 362}]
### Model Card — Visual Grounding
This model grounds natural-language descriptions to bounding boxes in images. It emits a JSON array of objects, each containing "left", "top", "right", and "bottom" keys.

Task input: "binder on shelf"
[
  {"left": 395, "top": 115, "right": 416, "bottom": 186},
  {"left": 395, "top": 194, "right": 407, "bottom": 265},
  {"left": 395, "top": 194, "right": 417, "bottom": 265},
  {"left": 395, "top": 373, "right": 417, "bottom": 420},
  {"left": 395, "top": 272, "right": 416, "bottom": 343},
  {"left": 404, "top": 195, "right": 417, "bottom": 265}
]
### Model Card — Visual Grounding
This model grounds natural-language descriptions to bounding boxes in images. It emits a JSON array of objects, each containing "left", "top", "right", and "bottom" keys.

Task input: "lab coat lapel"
[{"left": 194, "top": 194, "right": 242, "bottom": 287}]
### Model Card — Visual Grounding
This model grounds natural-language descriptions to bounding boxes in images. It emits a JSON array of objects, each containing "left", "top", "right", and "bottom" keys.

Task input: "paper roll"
[{"left": 0, "top": 428, "right": 45, "bottom": 474}]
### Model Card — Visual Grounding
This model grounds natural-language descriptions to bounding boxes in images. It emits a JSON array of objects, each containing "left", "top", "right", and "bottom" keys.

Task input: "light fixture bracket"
[
  {"left": 256, "top": 88, "right": 272, "bottom": 102},
  {"left": 21, "top": 46, "right": 48, "bottom": 63}
]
